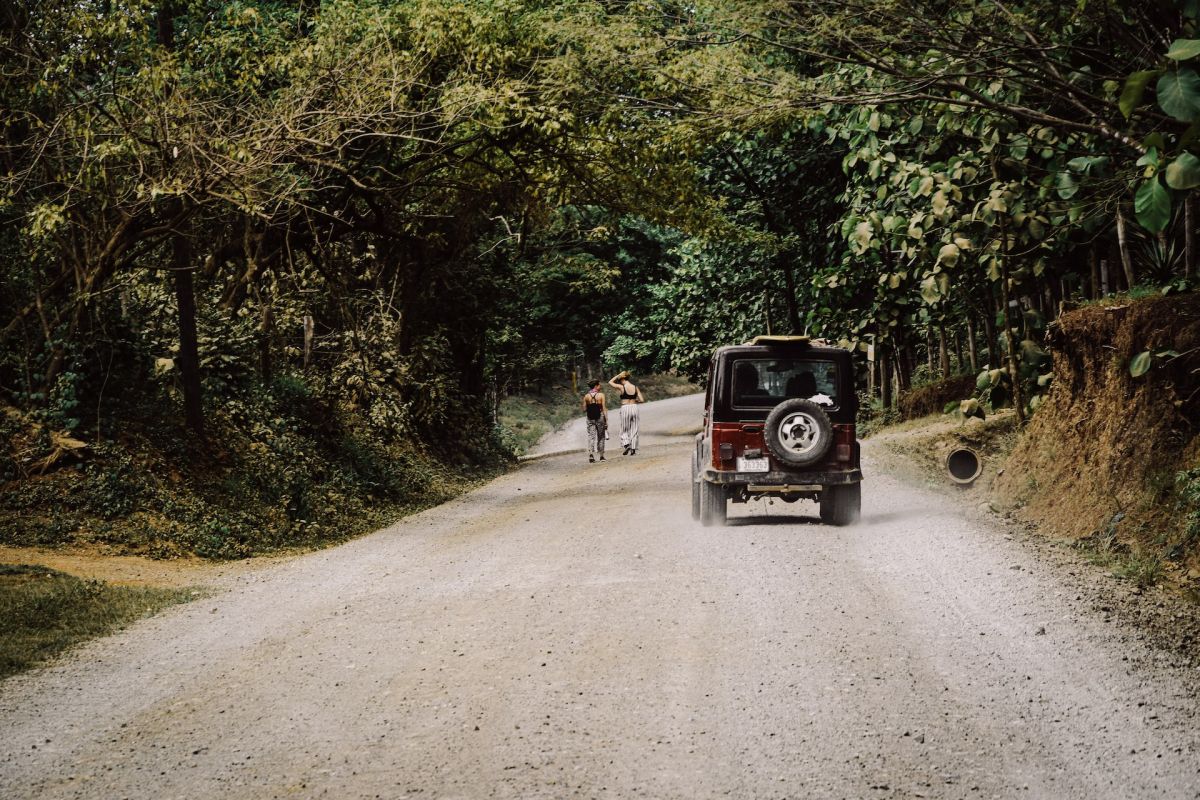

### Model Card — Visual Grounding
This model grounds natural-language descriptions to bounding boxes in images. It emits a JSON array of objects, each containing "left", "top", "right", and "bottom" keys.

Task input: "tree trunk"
[
  {"left": 938, "top": 323, "right": 950, "bottom": 379},
  {"left": 925, "top": 327, "right": 934, "bottom": 373},
  {"left": 867, "top": 345, "right": 875, "bottom": 398},
  {"left": 1187, "top": 194, "right": 1196, "bottom": 278},
  {"left": 953, "top": 327, "right": 964, "bottom": 374},
  {"left": 1115, "top": 205, "right": 1136, "bottom": 290},
  {"left": 998, "top": 236, "right": 1025, "bottom": 425},
  {"left": 763, "top": 286, "right": 773, "bottom": 336},
  {"left": 302, "top": 315, "right": 314, "bottom": 369},
  {"left": 965, "top": 314, "right": 979, "bottom": 373},
  {"left": 173, "top": 229, "right": 204, "bottom": 437},
  {"left": 776, "top": 254, "right": 802, "bottom": 334},
  {"left": 983, "top": 289, "right": 999, "bottom": 369},
  {"left": 893, "top": 325, "right": 912, "bottom": 392},
  {"left": 259, "top": 300, "right": 273, "bottom": 382},
  {"left": 879, "top": 346, "right": 892, "bottom": 410},
  {"left": 156, "top": 3, "right": 176, "bottom": 49},
  {"left": 1090, "top": 248, "right": 1101, "bottom": 300}
]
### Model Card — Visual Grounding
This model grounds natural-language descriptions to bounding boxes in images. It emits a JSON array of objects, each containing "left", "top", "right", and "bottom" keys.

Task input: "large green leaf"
[
  {"left": 960, "top": 398, "right": 985, "bottom": 420},
  {"left": 1129, "top": 350, "right": 1152, "bottom": 377},
  {"left": 1165, "top": 152, "right": 1200, "bottom": 189},
  {"left": 1156, "top": 69, "right": 1200, "bottom": 121},
  {"left": 1168, "top": 39, "right": 1200, "bottom": 61},
  {"left": 919, "top": 275, "right": 941, "bottom": 305},
  {"left": 1067, "top": 155, "right": 1109, "bottom": 175},
  {"left": 1120, "top": 71, "right": 1163, "bottom": 119},
  {"left": 1055, "top": 171, "right": 1079, "bottom": 199},
  {"left": 1020, "top": 339, "right": 1049, "bottom": 368},
  {"left": 1134, "top": 179, "right": 1171, "bottom": 232},
  {"left": 937, "top": 242, "right": 960, "bottom": 265}
]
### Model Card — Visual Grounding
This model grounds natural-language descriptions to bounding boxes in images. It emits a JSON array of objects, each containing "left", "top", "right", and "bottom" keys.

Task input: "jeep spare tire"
[{"left": 764, "top": 398, "right": 833, "bottom": 468}]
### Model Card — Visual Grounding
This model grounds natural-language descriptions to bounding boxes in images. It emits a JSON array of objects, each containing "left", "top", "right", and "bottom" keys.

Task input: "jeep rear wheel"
[
  {"left": 820, "top": 483, "right": 861, "bottom": 526},
  {"left": 699, "top": 480, "right": 726, "bottom": 527},
  {"left": 764, "top": 398, "right": 834, "bottom": 468}
]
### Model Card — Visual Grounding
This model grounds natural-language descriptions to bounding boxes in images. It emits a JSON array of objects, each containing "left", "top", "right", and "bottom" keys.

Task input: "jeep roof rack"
[{"left": 745, "top": 335, "right": 810, "bottom": 346}]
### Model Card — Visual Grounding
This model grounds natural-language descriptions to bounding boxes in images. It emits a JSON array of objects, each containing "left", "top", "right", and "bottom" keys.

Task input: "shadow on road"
[
  {"left": 723, "top": 508, "right": 928, "bottom": 528},
  {"left": 724, "top": 513, "right": 823, "bottom": 527}
]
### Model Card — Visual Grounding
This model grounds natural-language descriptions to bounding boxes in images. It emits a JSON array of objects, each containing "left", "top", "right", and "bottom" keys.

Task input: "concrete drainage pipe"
[{"left": 946, "top": 447, "right": 982, "bottom": 485}]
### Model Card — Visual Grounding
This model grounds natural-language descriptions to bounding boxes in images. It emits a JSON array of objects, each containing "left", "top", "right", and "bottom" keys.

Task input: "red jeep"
[{"left": 691, "top": 336, "right": 862, "bottom": 526}]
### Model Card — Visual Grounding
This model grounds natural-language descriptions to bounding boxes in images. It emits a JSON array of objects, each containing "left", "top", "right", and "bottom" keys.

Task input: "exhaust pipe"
[{"left": 946, "top": 447, "right": 982, "bottom": 485}]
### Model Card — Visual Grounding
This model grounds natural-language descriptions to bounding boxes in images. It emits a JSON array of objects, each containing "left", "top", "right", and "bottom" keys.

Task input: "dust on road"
[{"left": 1, "top": 394, "right": 1198, "bottom": 799}]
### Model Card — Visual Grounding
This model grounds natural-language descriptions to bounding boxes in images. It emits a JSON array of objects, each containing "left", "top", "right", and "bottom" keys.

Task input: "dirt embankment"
[
  {"left": 994, "top": 294, "right": 1200, "bottom": 580},
  {"left": 898, "top": 374, "right": 977, "bottom": 420}
]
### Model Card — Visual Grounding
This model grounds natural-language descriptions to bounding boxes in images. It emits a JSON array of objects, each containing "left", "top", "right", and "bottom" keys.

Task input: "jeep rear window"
[{"left": 730, "top": 359, "right": 839, "bottom": 409}]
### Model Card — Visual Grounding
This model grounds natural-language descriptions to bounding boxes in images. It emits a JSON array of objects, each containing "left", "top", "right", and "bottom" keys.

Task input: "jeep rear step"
[
  {"left": 746, "top": 484, "right": 822, "bottom": 493},
  {"left": 701, "top": 469, "right": 862, "bottom": 485}
]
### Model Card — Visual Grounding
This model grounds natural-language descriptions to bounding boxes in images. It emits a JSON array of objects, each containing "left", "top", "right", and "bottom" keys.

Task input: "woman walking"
[
  {"left": 582, "top": 380, "right": 608, "bottom": 462},
  {"left": 608, "top": 371, "right": 644, "bottom": 455}
]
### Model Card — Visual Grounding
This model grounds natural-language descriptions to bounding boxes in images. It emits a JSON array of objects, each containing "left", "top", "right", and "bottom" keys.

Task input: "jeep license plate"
[{"left": 737, "top": 456, "right": 770, "bottom": 472}]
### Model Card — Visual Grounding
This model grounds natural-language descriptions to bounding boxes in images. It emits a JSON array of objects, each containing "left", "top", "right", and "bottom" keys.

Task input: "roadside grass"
[
  {"left": 0, "top": 564, "right": 196, "bottom": 680},
  {"left": 632, "top": 373, "right": 701, "bottom": 400},
  {"left": 498, "top": 373, "right": 697, "bottom": 454},
  {"left": 1072, "top": 538, "right": 1167, "bottom": 591},
  {"left": 1070, "top": 511, "right": 1184, "bottom": 592},
  {"left": 499, "top": 384, "right": 582, "bottom": 454}
]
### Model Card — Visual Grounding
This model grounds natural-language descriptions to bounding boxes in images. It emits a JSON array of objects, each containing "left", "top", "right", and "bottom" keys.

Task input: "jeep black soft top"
[{"left": 706, "top": 336, "right": 858, "bottom": 424}]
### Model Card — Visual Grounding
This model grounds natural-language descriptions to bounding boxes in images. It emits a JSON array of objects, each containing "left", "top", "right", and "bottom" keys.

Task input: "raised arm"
[{"left": 607, "top": 372, "right": 626, "bottom": 390}]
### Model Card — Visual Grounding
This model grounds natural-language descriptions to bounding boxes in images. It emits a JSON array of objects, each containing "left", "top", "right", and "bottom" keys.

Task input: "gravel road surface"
[{"left": 2, "top": 394, "right": 1198, "bottom": 799}]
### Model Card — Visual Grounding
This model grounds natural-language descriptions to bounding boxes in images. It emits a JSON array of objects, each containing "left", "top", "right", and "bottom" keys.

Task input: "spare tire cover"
[{"left": 764, "top": 398, "right": 834, "bottom": 468}]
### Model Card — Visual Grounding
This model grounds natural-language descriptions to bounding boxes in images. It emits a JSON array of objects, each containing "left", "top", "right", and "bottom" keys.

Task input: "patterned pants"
[
  {"left": 619, "top": 403, "right": 640, "bottom": 450},
  {"left": 587, "top": 418, "right": 606, "bottom": 456}
]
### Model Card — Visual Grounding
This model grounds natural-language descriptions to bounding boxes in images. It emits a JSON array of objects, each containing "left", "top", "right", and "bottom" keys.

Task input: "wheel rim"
[{"left": 778, "top": 411, "right": 823, "bottom": 457}]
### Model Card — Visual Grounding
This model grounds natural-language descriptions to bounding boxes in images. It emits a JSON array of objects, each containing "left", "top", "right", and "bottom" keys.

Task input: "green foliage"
[{"left": 0, "top": 371, "right": 502, "bottom": 558}]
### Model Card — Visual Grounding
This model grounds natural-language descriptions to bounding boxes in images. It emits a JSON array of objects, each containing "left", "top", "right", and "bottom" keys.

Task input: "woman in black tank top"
[{"left": 582, "top": 380, "right": 608, "bottom": 462}]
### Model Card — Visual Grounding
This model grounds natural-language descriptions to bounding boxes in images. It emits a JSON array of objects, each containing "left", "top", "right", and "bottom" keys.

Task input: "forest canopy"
[{"left": 3, "top": 0, "right": 1198, "bottom": 477}]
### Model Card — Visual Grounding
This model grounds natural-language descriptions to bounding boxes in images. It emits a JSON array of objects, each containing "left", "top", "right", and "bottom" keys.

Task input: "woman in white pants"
[{"left": 608, "top": 371, "right": 644, "bottom": 455}]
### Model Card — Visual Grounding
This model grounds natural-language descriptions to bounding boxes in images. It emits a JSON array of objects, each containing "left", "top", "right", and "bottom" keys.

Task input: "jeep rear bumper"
[{"left": 699, "top": 468, "right": 862, "bottom": 486}]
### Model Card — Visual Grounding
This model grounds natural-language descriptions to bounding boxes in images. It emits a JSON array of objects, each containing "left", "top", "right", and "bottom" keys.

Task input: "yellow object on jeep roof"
[{"left": 746, "top": 335, "right": 810, "bottom": 345}]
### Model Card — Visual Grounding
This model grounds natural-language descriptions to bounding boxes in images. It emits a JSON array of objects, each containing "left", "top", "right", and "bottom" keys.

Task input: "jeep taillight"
[
  {"left": 829, "top": 424, "right": 857, "bottom": 465},
  {"left": 710, "top": 423, "right": 742, "bottom": 469}
]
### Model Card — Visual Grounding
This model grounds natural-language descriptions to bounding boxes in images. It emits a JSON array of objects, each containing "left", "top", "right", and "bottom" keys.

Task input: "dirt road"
[{"left": 2, "top": 394, "right": 1199, "bottom": 799}]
